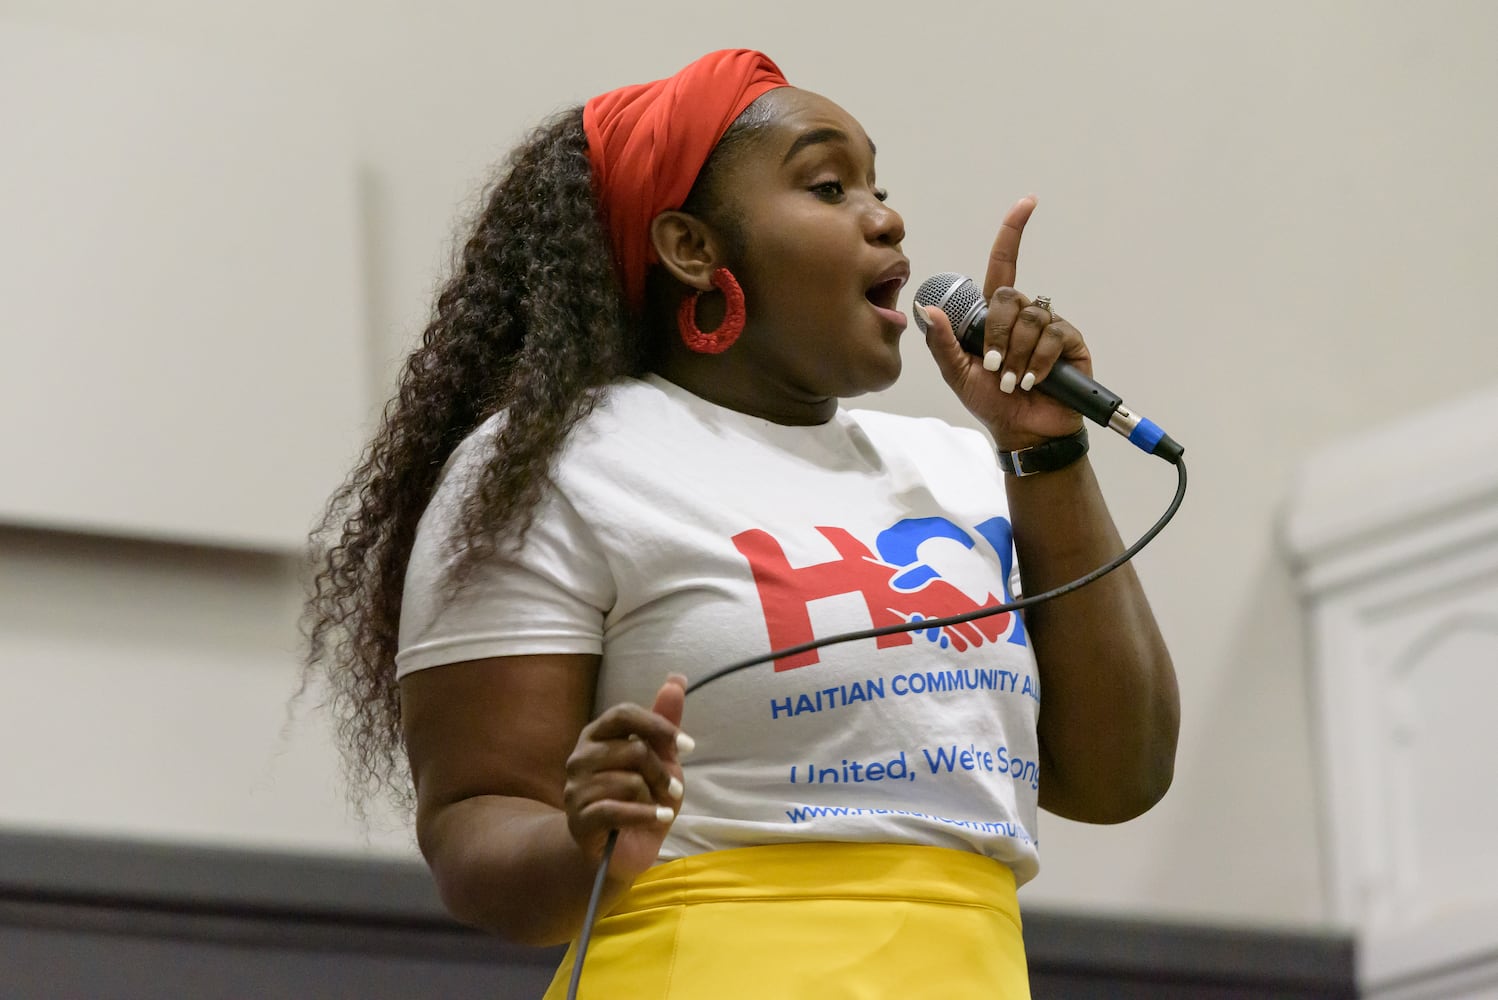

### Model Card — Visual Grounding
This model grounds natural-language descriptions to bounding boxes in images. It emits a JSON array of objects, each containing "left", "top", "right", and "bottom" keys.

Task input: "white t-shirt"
[{"left": 398, "top": 374, "right": 1043, "bottom": 884}]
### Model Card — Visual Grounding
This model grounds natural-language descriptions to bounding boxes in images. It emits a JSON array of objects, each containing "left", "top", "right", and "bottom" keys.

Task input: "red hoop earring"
[{"left": 677, "top": 266, "right": 746, "bottom": 354}]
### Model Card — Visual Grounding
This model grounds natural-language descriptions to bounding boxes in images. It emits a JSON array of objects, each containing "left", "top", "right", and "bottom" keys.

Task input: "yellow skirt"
[{"left": 544, "top": 841, "right": 1030, "bottom": 1000}]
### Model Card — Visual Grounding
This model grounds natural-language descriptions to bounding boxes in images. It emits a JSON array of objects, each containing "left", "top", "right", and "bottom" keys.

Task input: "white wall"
[
  {"left": 3, "top": 0, "right": 1496, "bottom": 929},
  {"left": 1, "top": 23, "right": 368, "bottom": 550}
]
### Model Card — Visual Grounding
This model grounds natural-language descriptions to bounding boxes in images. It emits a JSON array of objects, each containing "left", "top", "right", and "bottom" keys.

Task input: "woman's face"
[{"left": 707, "top": 88, "right": 909, "bottom": 405}]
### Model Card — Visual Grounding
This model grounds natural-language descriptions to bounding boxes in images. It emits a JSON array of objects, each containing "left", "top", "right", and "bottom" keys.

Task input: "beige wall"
[{"left": 3, "top": 0, "right": 1496, "bottom": 929}]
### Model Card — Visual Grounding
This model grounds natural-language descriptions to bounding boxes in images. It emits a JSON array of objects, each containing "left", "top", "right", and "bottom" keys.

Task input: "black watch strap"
[{"left": 997, "top": 426, "right": 1089, "bottom": 477}]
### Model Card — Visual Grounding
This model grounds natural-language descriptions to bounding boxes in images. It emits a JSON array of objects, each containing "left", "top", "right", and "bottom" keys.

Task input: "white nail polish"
[
  {"left": 655, "top": 805, "right": 675, "bottom": 824},
  {"left": 1020, "top": 371, "right": 1036, "bottom": 391},
  {"left": 983, "top": 350, "right": 1002, "bottom": 372},
  {"left": 668, "top": 776, "right": 684, "bottom": 800},
  {"left": 675, "top": 732, "right": 696, "bottom": 756},
  {"left": 1000, "top": 371, "right": 1017, "bottom": 393}
]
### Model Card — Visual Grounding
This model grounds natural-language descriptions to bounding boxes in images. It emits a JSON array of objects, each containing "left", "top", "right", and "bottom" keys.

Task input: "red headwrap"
[{"left": 583, "top": 49, "right": 789, "bottom": 312}]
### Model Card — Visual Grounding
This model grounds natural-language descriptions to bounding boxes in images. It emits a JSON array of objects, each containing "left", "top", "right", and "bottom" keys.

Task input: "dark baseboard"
[
  {"left": 0, "top": 830, "right": 1354, "bottom": 999},
  {"left": 1022, "top": 910, "right": 1355, "bottom": 999}
]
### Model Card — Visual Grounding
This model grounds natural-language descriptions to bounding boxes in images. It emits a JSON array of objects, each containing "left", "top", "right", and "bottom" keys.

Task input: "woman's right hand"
[{"left": 562, "top": 673, "right": 690, "bottom": 881}]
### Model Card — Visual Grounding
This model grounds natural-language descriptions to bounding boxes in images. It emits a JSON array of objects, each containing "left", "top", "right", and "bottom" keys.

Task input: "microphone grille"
[{"left": 911, "top": 272, "right": 983, "bottom": 336}]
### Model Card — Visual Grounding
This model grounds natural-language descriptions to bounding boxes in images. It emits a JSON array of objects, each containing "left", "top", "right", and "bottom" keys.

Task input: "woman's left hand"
[{"left": 920, "top": 196, "right": 1091, "bottom": 452}]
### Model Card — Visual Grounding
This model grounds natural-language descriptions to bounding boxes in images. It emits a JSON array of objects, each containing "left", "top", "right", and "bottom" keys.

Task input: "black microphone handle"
[
  {"left": 952, "top": 306, "right": 1123, "bottom": 428},
  {"left": 928, "top": 290, "right": 1183, "bottom": 464}
]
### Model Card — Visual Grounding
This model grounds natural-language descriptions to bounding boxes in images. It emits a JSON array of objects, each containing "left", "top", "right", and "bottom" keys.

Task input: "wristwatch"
[{"left": 997, "top": 426, "right": 1089, "bottom": 477}]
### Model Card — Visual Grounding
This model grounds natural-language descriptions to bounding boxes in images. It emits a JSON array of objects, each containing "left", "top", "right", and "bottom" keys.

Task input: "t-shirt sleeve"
[{"left": 395, "top": 444, "right": 615, "bottom": 679}]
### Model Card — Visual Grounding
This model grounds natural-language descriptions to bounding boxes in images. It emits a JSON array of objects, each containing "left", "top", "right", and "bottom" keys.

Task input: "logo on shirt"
[{"left": 731, "top": 515, "right": 1027, "bottom": 671}]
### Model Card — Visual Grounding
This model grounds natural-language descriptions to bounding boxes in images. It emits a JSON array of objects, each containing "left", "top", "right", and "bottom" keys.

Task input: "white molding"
[
  {"left": 1285, "top": 383, "right": 1498, "bottom": 1000},
  {"left": 1360, "top": 904, "right": 1498, "bottom": 999},
  {"left": 1284, "top": 383, "right": 1498, "bottom": 574}
]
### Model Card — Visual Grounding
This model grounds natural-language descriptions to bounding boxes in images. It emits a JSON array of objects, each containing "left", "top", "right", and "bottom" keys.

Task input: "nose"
[{"left": 866, "top": 198, "right": 905, "bottom": 247}]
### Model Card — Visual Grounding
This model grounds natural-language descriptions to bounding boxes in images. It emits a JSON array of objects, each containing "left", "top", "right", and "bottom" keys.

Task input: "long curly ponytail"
[{"left": 301, "top": 107, "right": 647, "bottom": 806}]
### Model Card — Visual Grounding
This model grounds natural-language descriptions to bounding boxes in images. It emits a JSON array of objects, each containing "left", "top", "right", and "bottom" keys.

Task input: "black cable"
[
  {"left": 566, "top": 456, "right": 1188, "bottom": 998},
  {"left": 565, "top": 828, "right": 618, "bottom": 1000}
]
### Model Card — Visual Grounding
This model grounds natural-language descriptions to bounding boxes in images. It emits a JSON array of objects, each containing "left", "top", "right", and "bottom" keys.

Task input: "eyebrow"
[{"left": 781, "top": 127, "right": 877, "bottom": 165}]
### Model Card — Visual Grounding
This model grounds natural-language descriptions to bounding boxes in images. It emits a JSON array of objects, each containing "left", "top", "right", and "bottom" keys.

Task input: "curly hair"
[{"left": 302, "top": 100, "right": 773, "bottom": 808}]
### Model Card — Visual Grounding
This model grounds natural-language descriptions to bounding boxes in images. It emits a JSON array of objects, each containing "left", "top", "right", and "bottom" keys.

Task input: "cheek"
[{"left": 741, "top": 214, "right": 849, "bottom": 296}]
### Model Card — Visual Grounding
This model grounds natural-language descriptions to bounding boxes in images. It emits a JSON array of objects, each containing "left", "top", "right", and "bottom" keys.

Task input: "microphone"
[{"left": 912, "top": 272, "right": 1183, "bottom": 464}]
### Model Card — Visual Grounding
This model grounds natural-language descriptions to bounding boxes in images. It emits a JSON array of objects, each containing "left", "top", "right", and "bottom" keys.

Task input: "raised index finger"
[{"left": 983, "top": 196, "right": 1037, "bottom": 299}]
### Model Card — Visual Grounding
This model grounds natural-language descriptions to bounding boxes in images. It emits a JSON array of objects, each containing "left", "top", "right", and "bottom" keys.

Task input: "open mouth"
[{"left": 865, "top": 277, "right": 904, "bottom": 311}]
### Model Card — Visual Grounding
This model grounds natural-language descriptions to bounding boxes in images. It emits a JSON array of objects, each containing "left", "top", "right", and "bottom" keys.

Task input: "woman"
[{"left": 305, "top": 49, "right": 1179, "bottom": 998}]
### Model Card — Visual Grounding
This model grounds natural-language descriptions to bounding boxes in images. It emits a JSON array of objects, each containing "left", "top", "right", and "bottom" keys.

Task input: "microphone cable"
[{"left": 565, "top": 451, "right": 1188, "bottom": 999}]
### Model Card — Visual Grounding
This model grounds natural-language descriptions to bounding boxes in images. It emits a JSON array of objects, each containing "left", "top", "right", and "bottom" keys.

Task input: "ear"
[{"left": 649, "top": 210, "right": 724, "bottom": 291}]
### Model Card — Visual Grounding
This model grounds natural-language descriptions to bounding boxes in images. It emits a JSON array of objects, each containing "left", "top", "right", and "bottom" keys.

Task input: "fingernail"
[
  {"left": 1020, "top": 371, "right": 1036, "bottom": 391},
  {"left": 655, "top": 805, "right": 675, "bottom": 824},
  {"left": 982, "top": 350, "right": 1002, "bottom": 372},
  {"left": 675, "top": 732, "right": 696, "bottom": 757},
  {"left": 668, "top": 775, "right": 684, "bottom": 800},
  {"left": 1000, "top": 371, "right": 1017, "bottom": 393}
]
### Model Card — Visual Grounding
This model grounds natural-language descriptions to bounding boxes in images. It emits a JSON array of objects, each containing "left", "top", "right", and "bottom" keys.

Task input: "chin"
[{"left": 839, "top": 347, "right": 903, "bottom": 398}]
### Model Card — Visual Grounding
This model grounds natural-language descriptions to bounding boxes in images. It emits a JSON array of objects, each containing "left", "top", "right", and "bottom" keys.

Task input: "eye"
[{"left": 810, "top": 179, "right": 889, "bottom": 203}]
